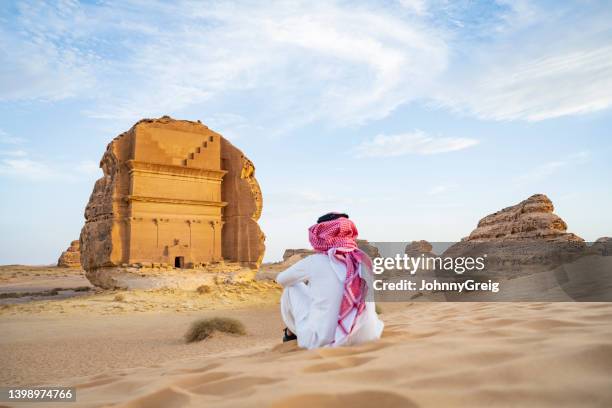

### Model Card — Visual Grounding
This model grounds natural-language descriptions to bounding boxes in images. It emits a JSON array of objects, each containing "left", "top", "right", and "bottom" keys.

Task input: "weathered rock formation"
[
  {"left": 57, "top": 240, "right": 81, "bottom": 268},
  {"left": 282, "top": 249, "right": 315, "bottom": 261},
  {"left": 404, "top": 240, "right": 435, "bottom": 257},
  {"left": 80, "top": 116, "right": 265, "bottom": 289},
  {"left": 442, "top": 194, "right": 585, "bottom": 278},
  {"left": 357, "top": 239, "right": 381, "bottom": 259},
  {"left": 279, "top": 240, "right": 380, "bottom": 262},
  {"left": 257, "top": 240, "right": 381, "bottom": 281},
  {"left": 591, "top": 237, "right": 612, "bottom": 256},
  {"left": 462, "top": 194, "right": 582, "bottom": 242}
]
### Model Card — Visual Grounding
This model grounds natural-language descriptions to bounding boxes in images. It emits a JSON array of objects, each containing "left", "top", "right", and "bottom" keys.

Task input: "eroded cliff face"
[
  {"left": 79, "top": 129, "right": 132, "bottom": 272},
  {"left": 220, "top": 138, "right": 265, "bottom": 268}
]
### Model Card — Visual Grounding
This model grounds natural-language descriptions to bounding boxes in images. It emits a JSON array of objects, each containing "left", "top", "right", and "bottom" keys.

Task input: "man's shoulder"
[{"left": 295, "top": 252, "right": 326, "bottom": 265}]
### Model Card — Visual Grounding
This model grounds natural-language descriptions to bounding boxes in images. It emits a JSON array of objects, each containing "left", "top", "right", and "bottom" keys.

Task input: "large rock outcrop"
[
  {"left": 442, "top": 194, "right": 585, "bottom": 278},
  {"left": 463, "top": 194, "right": 582, "bottom": 242},
  {"left": 57, "top": 240, "right": 81, "bottom": 268},
  {"left": 79, "top": 116, "right": 265, "bottom": 289}
]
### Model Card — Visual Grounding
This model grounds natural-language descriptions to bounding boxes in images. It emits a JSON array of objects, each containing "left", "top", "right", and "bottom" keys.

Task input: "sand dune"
[{"left": 5, "top": 302, "right": 611, "bottom": 408}]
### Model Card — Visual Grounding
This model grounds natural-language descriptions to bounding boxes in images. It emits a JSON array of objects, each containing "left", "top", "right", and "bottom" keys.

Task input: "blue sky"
[{"left": 0, "top": 0, "right": 611, "bottom": 264}]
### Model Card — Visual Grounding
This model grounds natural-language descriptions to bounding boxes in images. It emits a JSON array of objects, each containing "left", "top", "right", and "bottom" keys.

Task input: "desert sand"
[{"left": 2, "top": 265, "right": 612, "bottom": 408}]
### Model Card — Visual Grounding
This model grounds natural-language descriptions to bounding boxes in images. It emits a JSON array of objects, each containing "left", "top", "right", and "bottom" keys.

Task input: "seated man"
[{"left": 276, "top": 212, "right": 384, "bottom": 349}]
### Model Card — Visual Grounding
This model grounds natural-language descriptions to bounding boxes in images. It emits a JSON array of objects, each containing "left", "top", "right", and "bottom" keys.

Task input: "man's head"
[
  {"left": 316, "top": 212, "right": 349, "bottom": 224},
  {"left": 309, "top": 212, "right": 357, "bottom": 252}
]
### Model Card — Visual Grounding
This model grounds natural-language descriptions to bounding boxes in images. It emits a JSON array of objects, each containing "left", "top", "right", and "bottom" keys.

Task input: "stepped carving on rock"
[
  {"left": 79, "top": 116, "right": 265, "bottom": 289},
  {"left": 442, "top": 194, "right": 585, "bottom": 278},
  {"left": 57, "top": 240, "right": 81, "bottom": 268}
]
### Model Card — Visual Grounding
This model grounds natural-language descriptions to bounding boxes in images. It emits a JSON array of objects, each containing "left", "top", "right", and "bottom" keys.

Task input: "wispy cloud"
[
  {"left": 1, "top": 0, "right": 612, "bottom": 130},
  {"left": 2, "top": 0, "right": 447, "bottom": 130},
  {"left": 354, "top": 130, "right": 478, "bottom": 158},
  {"left": 75, "top": 160, "right": 101, "bottom": 175},
  {"left": 0, "top": 158, "right": 62, "bottom": 181},
  {"left": 427, "top": 184, "right": 455, "bottom": 195},
  {"left": 437, "top": 46, "right": 612, "bottom": 121},
  {"left": 514, "top": 151, "right": 590, "bottom": 185},
  {"left": 0, "top": 152, "right": 100, "bottom": 182},
  {"left": 0, "top": 149, "right": 27, "bottom": 157},
  {"left": 0, "top": 130, "right": 26, "bottom": 145}
]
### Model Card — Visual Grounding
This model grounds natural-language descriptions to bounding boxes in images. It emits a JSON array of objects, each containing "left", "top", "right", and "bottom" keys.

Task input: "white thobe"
[{"left": 276, "top": 252, "right": 384, "bottom": 349}]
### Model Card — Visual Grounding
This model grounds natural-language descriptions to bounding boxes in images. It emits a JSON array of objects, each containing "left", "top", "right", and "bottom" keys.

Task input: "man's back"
[{"left": 277, "top": 253, "right": 383, "bottom": 349}]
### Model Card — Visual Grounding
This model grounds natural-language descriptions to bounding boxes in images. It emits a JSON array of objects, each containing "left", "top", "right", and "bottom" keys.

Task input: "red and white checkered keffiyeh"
[{"left": 308, "top": 217, "right": 372, "bottom": 339}]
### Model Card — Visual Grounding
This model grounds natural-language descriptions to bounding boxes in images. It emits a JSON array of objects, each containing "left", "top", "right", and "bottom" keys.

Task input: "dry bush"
[
  {"left": 113, "top": 293, "right": 125, "bottom": 302},
  {"left": 185, "top": 317, "right": 246, "bottom": 343},
  {"left": 196, "top": 284, "right": 212, "bottom": 294}
]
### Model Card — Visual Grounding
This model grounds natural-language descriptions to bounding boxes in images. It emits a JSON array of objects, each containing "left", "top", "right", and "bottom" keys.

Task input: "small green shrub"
[{"left": 185, "top": 317, "right": 246, "bottom": 343}]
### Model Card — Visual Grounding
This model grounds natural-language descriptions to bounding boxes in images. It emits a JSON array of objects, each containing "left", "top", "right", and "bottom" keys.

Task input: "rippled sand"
[{"left": 4, "top": 302, "right": 611, "bottom": 407}]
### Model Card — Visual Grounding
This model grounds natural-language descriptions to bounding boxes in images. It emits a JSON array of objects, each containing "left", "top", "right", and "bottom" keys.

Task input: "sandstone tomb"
[{"left": 80, "top": 117, "right": 265, "bottom": 289}]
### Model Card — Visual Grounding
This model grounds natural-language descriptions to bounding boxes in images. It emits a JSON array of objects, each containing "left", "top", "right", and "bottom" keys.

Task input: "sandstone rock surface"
[
  {"left": 443, "top": 194, "right": 585, "bottom": 277},
  {"left": 79, "top": 116, "right": 264, "bottom": 289},
  {"left": 257, "top": 240, "right": 381, "bottom": 281},
  {"left": 463, "top": 194, "right": 582, "bottom": 242},
  {"left": 357, "top": 239, "right": 381, "bottom": 259},
  {"left": 404, "top": 240, "right": 434, "bottom": 257},
  {"left": 591, "top": 237, "right": 612, "bottom": 256},
  {"left": 282, "top": 249, "right": 315, "bottom": 262},
  {"left": 57, "top": 240, "right": 81, "bottom": 268}
]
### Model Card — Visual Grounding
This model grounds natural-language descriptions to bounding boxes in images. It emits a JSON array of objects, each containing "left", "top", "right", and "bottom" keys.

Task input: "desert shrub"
[
  {"left": 185, "top": 317, "right": 246, "bottom": 343},
  {"left": 113, "top": 293, "right": 125, "bottom": 302},
  {"left": 196, "top": 284, "right": 211, "bottom": 294}
]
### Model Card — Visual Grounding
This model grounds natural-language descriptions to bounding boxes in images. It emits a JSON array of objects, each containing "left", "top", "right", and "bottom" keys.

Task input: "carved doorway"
[{"left": 174, "top": 256, "right": 185, "bottom": 268}]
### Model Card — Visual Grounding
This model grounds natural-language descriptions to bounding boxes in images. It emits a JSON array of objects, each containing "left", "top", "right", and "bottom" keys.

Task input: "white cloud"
[
  {"left": 1, "top": 0, "right": 447, "bottom": 130},
  {"left": 427, "top": 184, "right": 454, "bottom": 195},
  {"left": 2, "top": 0, "right": 612, "bottom": 129},
  {"left": 0, "top": 130, "right": 26, "bottom": 145},
  {"left": 354, "top": 130, "right": 478, "bottom": 158},
  {"left": 437, "top": 45, "right": 612, "bottom": 121},
  {"left": 514, "top": 151, "right": 590, "bottom": 185},
  {"left": 75, "top": 160, "right": 100, "bottom": 175},
  {"left": 0, "top": 149, "right": 27, "bottom": 157},
  {"left": 0, "top": 1, "right": 95, "bottom": 102},
  {"left": 398, "top": 0, "right": 428, "bottom": 16},
  {"left": 0, "top": 158, "right": 63, "bottom": 181},
  {"left": 0, "top": 151, "right": 101, "bottom": 182}
]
